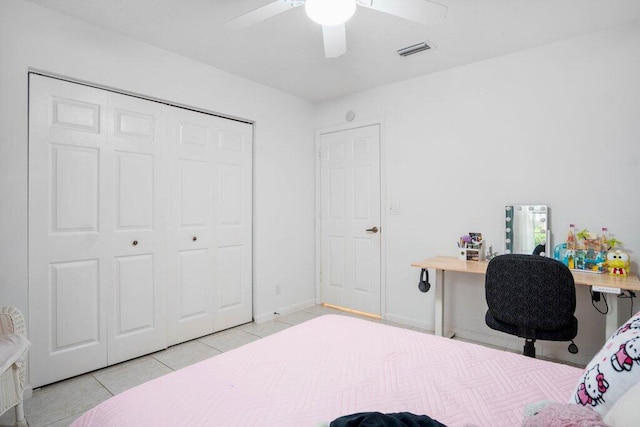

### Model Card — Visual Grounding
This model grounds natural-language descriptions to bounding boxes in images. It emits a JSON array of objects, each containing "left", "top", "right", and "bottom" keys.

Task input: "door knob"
[
  {"left": 192, "top": 236, "right": 197, "bottom": 241},
  {"left": 132, "top": 240, "right": 139, "bottom": 246},
  {"left": 366, "top": 226, "right": 379, "bottom": 233}
]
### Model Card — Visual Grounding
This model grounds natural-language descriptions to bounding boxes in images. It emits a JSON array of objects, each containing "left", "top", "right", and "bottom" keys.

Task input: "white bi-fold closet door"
[
  {"left": 28, "top": 75, "right": 252, "bottom": 387},
  {"left": 168, "top": 106, "right": 253, "bottom": 343}
]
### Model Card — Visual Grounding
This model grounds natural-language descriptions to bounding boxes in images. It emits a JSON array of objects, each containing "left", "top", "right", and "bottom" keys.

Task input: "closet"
[{"left": 28, "top": 75, "right": 252, "bottom": 387}]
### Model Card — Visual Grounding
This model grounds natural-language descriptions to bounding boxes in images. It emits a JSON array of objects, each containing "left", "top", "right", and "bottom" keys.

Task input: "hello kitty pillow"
[{"left": 570, "top": 310, "right": 640, "bottom": 416}]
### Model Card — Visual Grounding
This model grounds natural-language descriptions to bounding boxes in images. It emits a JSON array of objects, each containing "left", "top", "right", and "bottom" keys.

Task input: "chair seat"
[
  {"left": 0, "top": 333, "right": 30, "bottom": 373},
  {"left": 485, "top": 311, "right": 578, "bottom": 342}
]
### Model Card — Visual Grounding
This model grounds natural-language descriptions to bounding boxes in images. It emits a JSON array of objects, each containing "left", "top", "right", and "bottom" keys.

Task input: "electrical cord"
[{"left": 591, "top": 288, "right": 609, "bottom": 314}]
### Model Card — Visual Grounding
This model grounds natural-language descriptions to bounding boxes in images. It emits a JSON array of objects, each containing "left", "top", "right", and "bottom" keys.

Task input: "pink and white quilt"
[{"left": 73, "top": 315, "right": 582, "bottom": 426}]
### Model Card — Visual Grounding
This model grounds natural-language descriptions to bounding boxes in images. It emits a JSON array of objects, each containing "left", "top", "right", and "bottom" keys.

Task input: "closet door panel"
[
  {"left": 51, "top": 145, "right": 100, "bottom": 231},
  {"left": 212, "top": 119, "right": 253, "bottom": 332},
  {"left": 168, "top": 110, "right": 216, "bottom": 345},
  {"left": 179, "top": 159, "right": 208, "bottom": 226},
  {"left": 29, "top": 76, "right": 110, "bottom": 387},
  {"left": 217, "top": 246, "right": 243, "bottom": 309},
  {"left": 51, "top": 97, "right": 100, "bottom": 133},
  {"left": 50, "top": 260, "right": 100, "bottom": 349},
  {"left": 114, "top": 254, "right": 155, "bottom": 333},
  {"left": 115, "top": 151, "right": 154, "bottom": 229},
  {"left": 107, "top": 92, "right": 168, "bottom": 365},
  {"left": 178, "top": 249, "right": 211, "bottom": 318}
]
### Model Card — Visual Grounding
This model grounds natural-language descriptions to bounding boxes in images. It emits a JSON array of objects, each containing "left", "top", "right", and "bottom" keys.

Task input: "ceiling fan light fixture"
[{"left": 305, "top": 0, "right": 356, "bottom": 26}]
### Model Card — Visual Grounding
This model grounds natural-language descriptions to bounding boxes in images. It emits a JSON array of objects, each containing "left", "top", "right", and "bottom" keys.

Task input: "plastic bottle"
[
  {"left": 566, "top": 224, "right": 576, "bottom": 269},
  {"left": 566, "top": 224, "right": 576, "bottom": 250},
  {"left": 596, "top": 227, "right": 609, "bottom": 272},
  {"left": 600, "top": 227, "right": 609, "bottom": 251}
]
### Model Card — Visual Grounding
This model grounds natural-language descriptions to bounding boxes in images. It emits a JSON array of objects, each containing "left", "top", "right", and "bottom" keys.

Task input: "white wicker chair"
[{"left": 0, "top": 307, "right": 30, "bottom": 427}]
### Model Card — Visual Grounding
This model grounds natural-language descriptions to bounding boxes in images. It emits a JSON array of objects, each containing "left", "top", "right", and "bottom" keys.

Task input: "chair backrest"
[{"left": 485, "top": 254, "right": 576, "bottom": 331}]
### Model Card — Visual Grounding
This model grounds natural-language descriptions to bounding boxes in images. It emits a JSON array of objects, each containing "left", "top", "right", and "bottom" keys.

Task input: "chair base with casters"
[
  {"left": 0, "top": 307, "right": 30, "bottom": 427},
  {"left": 485, "top": 311, "right": 578, "bottom": 358},
  {"left": 484, "top": 254, "right": 579, "bottom": 359}
]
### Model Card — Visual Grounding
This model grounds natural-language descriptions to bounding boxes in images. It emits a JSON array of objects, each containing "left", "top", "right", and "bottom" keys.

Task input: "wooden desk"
[{"left": 411, "top": 256, "right": 640, "bottom": 339}]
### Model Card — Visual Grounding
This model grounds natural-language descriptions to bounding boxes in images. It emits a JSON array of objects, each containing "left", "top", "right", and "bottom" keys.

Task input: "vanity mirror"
[{"left": 505, "top": 205, "right": 549, "bottom": 255}]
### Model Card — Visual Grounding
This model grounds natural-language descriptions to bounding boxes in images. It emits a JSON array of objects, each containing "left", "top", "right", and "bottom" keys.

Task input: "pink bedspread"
[{"left": 73, "top": 315, "right": 582, "bottom": 426}]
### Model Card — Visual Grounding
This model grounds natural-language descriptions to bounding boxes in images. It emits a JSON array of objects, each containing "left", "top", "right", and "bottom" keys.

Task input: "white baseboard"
[
  {"left": 384, "top": 313, "right": 431, "bottom": 331},
  {"left": 253, "top": 299, "right": 316, "bottom": 324}
]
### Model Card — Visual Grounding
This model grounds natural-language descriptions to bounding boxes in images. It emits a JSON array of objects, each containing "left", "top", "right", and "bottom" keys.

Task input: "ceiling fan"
[{"left": 224, "top": 0, "right": 447, "bottom": 58}]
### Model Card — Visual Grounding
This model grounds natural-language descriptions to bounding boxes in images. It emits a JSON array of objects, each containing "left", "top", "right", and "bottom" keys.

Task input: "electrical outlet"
[{"left": 275, "top": 285, "right": 281, "bottom": 295}]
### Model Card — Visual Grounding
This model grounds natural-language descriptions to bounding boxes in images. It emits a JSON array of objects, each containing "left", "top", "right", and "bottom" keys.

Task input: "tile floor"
[{"left": 1, "top": 305, "right": 403, "bottom": 427}]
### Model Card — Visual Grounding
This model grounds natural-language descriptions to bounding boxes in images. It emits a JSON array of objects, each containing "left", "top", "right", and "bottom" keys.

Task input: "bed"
[{"left": 72, "top": 314, "right": 584, "bottom": 426}]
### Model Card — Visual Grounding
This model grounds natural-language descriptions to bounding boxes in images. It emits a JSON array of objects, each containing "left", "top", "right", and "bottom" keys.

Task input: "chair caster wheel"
[{"left": 568, "top": 342, "right": 578, "bottom": 354}]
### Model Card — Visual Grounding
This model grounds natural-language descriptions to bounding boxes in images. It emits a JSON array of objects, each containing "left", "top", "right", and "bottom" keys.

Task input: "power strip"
[{"left": 592, "top": 285, "right": 622, "bottom": 295}]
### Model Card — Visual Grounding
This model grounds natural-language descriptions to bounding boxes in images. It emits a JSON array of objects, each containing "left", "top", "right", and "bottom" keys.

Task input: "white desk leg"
[
  {"left": 605, "top": 295, "right": 620, "bottom": 339},
  {"left": 435, "top": 269, "right": 445, "bottom": 337}
]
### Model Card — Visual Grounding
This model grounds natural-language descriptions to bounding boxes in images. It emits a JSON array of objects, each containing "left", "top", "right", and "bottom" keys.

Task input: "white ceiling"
[{"left": 24, "top": 0, "right": 640, "bottom": 102}]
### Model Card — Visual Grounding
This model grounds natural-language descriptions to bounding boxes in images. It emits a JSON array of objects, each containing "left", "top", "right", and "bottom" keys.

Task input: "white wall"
[
  {"left": 0, "top": 0, "right": 316, "bottom": 327},
  {"left": 316, "top": 23, "right": 640, "bottom": 365},
  {"left": 3, "top": 0, "right": 639, "bottom": 370}
]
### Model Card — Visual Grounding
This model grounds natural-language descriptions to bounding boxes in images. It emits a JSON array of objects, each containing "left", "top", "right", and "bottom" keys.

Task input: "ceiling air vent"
[{"left": 397, "top": 42, "right": 431, "bottom": 57}]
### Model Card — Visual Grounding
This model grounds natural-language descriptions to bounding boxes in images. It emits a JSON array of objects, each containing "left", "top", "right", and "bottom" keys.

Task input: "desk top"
[
  {"left": 411, "top": 256, "right": 640, "bottom": 291},
  {"left": 411, "top": 256, "right": 489, "bottom": 274}
]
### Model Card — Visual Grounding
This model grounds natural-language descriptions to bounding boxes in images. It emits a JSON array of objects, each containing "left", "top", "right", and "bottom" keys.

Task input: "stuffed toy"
[{"left": 607, "top": 249, "right": 630, "bottom": 277}]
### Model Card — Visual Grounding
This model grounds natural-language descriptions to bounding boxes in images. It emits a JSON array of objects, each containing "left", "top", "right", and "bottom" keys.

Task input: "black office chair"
[{"left": 484, "top": 254, "right": 578, "bottom": 358}]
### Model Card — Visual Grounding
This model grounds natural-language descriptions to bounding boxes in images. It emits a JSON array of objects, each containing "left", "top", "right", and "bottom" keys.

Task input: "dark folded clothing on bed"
[{"left": 330, "top": 411, "right": 447, "bottom": 427}]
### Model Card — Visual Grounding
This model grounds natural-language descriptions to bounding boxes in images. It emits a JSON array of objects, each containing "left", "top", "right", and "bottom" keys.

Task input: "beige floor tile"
[
  {"left": 44, "top": 411, "right": 86, "bottom": 427},
  {"left": 94, "top": 356, "right": 172, "bottom": 395},
  {"left": 89, "top": 354, "right": 150, "bottom": 377},
  {"left": 302, "top": 304, "right": 343, "bottom": 316},
  {"left": 23, "top": 375, "right": 111, "bottom": 427},
  {"left": 0, "top": 408, "right": 18, "bottom": 426},
  {"left": 152, "top": 340, "right": 221, "bottom": 370},
  {"left": 276, "top": 310, "right": 318, "bottom": 326},
  {"left": 198, "top": 328, "right": 261, "bottom": 352},
  {"left": 240, "top": 319, "right": 291, "bottom": 337}
]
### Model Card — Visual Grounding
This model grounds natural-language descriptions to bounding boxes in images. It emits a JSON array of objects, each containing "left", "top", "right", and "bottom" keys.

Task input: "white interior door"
[
  {"left": 167, "top": 108, "right": 216, "bottom": 344},
  {"left": 167, "top": 109, "right": 253, "bottom": 344},
  {"left": 211, "top": 118, "right": 253, "bottom": 332},
  {"left": 320, "top": 125, "right": 381, "bottom": 315},
  {"left": 106, "top": 91, "right": 168, "bottom": 365},
  {"left": 29, "top": 76, "right": 110, "bottom": 387},
  {"left": 29, "top": 75, "right": 169, "bottom": 386}
]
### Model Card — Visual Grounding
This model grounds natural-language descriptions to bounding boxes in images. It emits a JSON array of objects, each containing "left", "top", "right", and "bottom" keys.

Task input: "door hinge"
[{"left": 318, "top": 148, "right": 322, "bottom": 158}]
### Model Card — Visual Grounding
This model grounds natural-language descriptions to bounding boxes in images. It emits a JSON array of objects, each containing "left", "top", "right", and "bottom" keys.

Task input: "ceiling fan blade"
[
  {"left": 361, "top": 0, "right": 447, "bottom": 26},
  {"left": 322, "top": 24, "right": 347, "bottom": 58},
  {"left": 224, "top": 1, "right": 301, "bottom": 30}
]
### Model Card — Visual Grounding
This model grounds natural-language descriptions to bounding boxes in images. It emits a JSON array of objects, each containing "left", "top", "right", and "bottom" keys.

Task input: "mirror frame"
[{"left": 505, "top": 205, "right": 550, "bottom": 256}]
